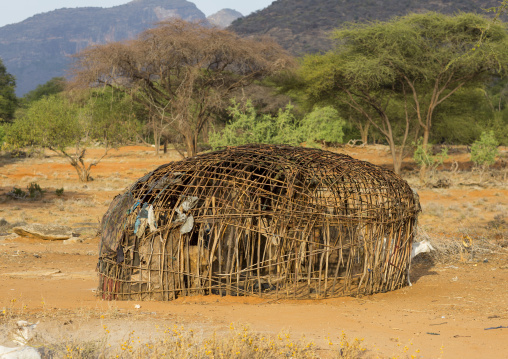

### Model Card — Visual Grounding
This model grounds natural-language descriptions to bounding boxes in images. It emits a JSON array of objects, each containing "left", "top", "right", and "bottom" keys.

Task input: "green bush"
[
  {"left": 209, "top": 100, "right": 303, "bottom": 149},
  {"left": 6, "top": 182, "right": 45, "bottom": 200},
  {"left": 8, "top": 187, "right": 27, "bottom": 199},
  {"left": 470, "top": 130, "right": 499, "bottom": 182},
  {"left": 413, "top": 138, "right": 448, "bottom": 183},
  {"left": 0, "top": 124, "right": 5, "bottom": 150},
  {"left": 27, "top": 182, "right": 45, "bottom": 199},
  {"left": 470, "top": 131, "right": 499, "bottom": 168},
  {"left": 5, "top": 93, "right": 140, "bottom": 182},
  {"left": 298, "top": 106, "right": 345, "bottom": 146},
  {"left": 209, "top": 101, "right": 345, "bottom": 149},
  {"left": 413, "top": 139, "right": 448, "bottom": 169}
]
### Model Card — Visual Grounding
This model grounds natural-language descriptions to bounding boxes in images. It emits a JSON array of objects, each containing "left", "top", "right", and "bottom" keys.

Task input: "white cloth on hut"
[
  {"left": 147, "top": 205, "right": 157, "bottom": 232},
  {"left": 134, "top": 204, "right": 157, "bottom": 238},
  {"left": 173, "top": 196, "right": 199, "bottom": 234}
]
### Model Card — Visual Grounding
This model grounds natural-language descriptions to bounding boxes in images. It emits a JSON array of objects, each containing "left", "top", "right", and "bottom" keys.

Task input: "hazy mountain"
[
  {"left": 0, "top": 0, "right": 206, "bottom": 95},
  {"left": 207, "top": 9, "right": 243, "bottom": 28},
  {"left": 229, "top": 0, "right": 504, "bottom": 55},
  {"left": 1, "top": 0, "right": 504, "bottom": 95}
]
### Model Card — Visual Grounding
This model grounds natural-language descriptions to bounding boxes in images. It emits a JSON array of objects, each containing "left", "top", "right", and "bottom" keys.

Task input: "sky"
[{"left": 0, "top": 0, "right": 275, "bottom": 28}]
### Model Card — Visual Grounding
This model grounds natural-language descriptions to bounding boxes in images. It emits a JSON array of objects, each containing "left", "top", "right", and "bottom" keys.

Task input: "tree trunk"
[
  {"left": 392, "top": 150, "right": 402, "bottom": 175},
  {"left": 419, "top": 164, "right": 427, "bottom": 184},
  {"left": 185, "top": 134, "right": 197, "bottom": 157},
  {"left": 422, "top": 127, "right": 430, "bottom": 150},
  {"left": 52, "top": 147, "right": 110, "bottom": 183},
  {"left": 358, "top": 122, "right": 370, "bottom": 144},
  {"left": 418, "top": 127, "right": 430, "bottom": 183},
  {"left": 71, "top": 163, "right": 93, "bottom": 182},
  {"left": 154, "top": 131, "right": 161, "bottom": 156},
  {"left": 202, "top": 122, "right": 209, "bottom": 143},
  {"left": 388, "top": 142, "right": 402, "bottom": 175},
  {"left": 392, "top": 156, "right": 402, "bottom": 175}
]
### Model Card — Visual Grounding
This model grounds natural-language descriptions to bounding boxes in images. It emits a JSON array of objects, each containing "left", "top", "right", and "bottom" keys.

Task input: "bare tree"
[{"left": 70, "top": 19, "right": 294, "bottom": 156}]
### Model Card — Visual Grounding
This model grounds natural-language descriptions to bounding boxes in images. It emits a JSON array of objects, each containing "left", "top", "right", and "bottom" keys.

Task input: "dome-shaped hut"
[{"left": 97, "top": 144, "right": 420, "bottom": 301}]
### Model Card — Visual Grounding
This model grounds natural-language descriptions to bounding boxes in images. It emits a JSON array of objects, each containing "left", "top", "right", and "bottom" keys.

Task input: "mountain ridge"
[
  {"left": 0, "top": 0, "right": 207, "bottom": 95},
  {"left": 207, "top": 9, "right": 243, "bottom": 28},
  {"left": 229, "top": 0, "right": 505, "bottom": 55},
  {"left": 2, "top": 0, "right": 505, "bottom": 95}
]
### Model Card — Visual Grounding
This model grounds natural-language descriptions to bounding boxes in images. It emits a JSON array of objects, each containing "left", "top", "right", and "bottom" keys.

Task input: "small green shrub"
[
  {"left": 209, "top": 100, "right": 303, "bottom": 149},
  {"left": 297, "top": 106, "right": 345, "bottom": 147},
  {"left": 0, "top": 124, "right": 5, "bottom": 150},
  {"left": 470, "top": 130, "right": 498, "bottom": 167},
  {"left": 8, "top": 187, "right": 27, "bottom": 199},
  {"left": 413, "top": 139, "right": 448, "bottom": 183},
  {"left": 6, "top": 182, "right": 45, "bottom": 200},
  {"left": 55, "top": 188, "right": 64, "bottom": 196},
  {"left": 470, "top": 130, "right": 498, "bottom": 182},
  {"left": 27, "top": 182, "right": 45, "bottom": 199},
  {"left": 209, "top": 101, "right": 345, "bottom": 150},
  {"left": 413, "top": 140, "right": 448, "bottom": 169}
]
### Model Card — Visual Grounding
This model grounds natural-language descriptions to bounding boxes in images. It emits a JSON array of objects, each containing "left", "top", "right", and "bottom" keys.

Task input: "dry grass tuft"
[
  {"left": 422, "top": 202, "right": 444, "bottom": 217},
  {"left": 0, "top": 320, "right": 372, "bottom": 359},
  {"left": 415, "top": 227, "right": 508, "bottom": 264}
]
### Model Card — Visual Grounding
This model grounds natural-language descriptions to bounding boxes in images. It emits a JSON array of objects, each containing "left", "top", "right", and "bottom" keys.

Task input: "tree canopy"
[
  {"left": 0, "top": 58, "right": 17, "bottom": 123},
  {"left": 209, "top": 101, "right": 303, "bottom": 149},
  {"left": 22, "top": 77, "right": 66, "bottom": 105},
  {"left": 209, "top": 101, "right": 345, "bottom": 150},
  {"left": 299, "top": 12, "right": 508, "bottom": 173},
  {"left": 70, "top": 19, "right": 294, "bottom": 156},
  {"left": 6, "top": 91, "right": 139, "bottom": 181}
]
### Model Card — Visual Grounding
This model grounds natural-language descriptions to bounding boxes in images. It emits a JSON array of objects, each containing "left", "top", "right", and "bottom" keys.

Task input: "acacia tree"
[
  {"left": 70, "top": 19, "right": 294, "bottom": 157},
  {"left": 301, "top": 50, "right": 417, "bottom": 174},
  {"left": 487, "top": 0, "right": 508, "bottom": 22},
  {"left": 343, "top": 13, "right": 508, "bottom": 177},
  {"left": 22, "top": 77, "right": 66, "bottom": 105},
  {"left": 0, "top": 58, "right": 17, "bottom": 123},
  {"left": 6, "top": 91, "right": 139, "bottom": 181},
  {"left": 300, "top": 12, "right": 508, "bottom": 174}
]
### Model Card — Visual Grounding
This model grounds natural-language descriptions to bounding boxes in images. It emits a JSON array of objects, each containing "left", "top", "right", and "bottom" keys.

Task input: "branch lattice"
[{"left": 97, "top": 144, "right": 421, "bottom": 300}]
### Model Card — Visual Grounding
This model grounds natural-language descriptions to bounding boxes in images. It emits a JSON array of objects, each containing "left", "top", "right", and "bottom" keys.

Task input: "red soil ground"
[{"left": 1, "top": 145, "right": 507, "bottom": 358}]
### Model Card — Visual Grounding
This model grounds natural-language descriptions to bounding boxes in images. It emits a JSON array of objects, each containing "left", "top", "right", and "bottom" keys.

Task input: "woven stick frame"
[{"left": 97, "top": 144, "right": 420, "bottom": 300}]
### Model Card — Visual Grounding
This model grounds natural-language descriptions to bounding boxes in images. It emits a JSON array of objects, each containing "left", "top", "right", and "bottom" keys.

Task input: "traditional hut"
[{"left": 97, "top": 144, "right": 420, "bottom": 301}]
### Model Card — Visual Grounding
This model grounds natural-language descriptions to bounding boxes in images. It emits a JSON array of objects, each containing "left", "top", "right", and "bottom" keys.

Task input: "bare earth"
[{"left": 0, "top": 145, "right": 507, "bottom": 358}]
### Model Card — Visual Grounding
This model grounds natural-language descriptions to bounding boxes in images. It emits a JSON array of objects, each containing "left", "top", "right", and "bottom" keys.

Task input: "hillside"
[
  {"left": 0, "top": 0, "right": 206, "bottom": 95},
  {"left": 207, "top": 9, "right": 243, "bottom": 28},
  {"left": 229, "top": 0, "right": 504, "bottom": 55},
  {"left": 1, "top": 0, "right": 504, "bottom": 95}
]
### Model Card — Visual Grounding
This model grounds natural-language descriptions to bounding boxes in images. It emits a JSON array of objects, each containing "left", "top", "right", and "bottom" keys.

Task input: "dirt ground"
[{"left": 0, "top": 145, "right": 507, "bottom": 358}]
